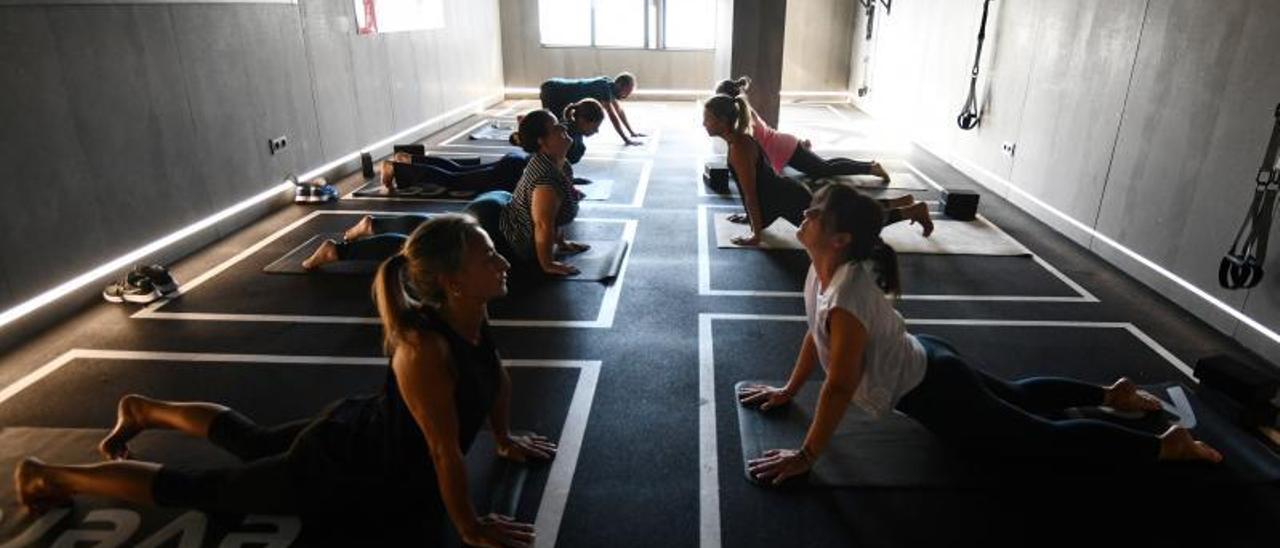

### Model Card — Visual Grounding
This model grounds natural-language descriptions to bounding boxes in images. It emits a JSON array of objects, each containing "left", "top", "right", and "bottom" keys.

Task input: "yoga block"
[
  {"left": 360, "top": 152, "right": 375, "bottom": 179},
  {"left": 943, "top": 189, "right": 979, "bottom": 220},
  {"left": 393, "top": 144, "right": 426, "bottom": 156},
  {"left": 704, "top": 162, "right": 730, "bottom": 194},
  {"left": 1196, "top": 355, "right": 1280, "bottom": 426}
]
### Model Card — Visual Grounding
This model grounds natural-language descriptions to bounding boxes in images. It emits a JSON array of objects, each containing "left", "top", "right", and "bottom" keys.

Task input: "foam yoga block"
[
  {"left": 704, "top": 162, "right": 731, "bottom": 194},
  {"left": 943, "top": 188, "right": 980, "bottom": 220},
  {"left": 735, "top": 380, "right": 1280, "bottom": 487}
]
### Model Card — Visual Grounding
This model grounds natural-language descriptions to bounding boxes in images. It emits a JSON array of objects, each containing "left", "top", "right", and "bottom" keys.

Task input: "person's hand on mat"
[
  {"left": 469, "top": 513, "right": 535, "bottom": 547},
  {"left": 732, "top": 233, "right": 761, "bottom": 247},
  {"left": 497, "top": 433, "right": 558, "bottom": 462},
  {"left": 737, "top": 384, "right": 792, "bottom": 411},
  {"left": 557, "top": 240, "right": 591, "bottom": 255},
  {"left": 543, "top": 261, "right": 580, "bottom": 276},
  {"left": 747, "top": 448, "right": 813, "bottom": 486},
  {"left": 631, "top": 131, "right": 648, "bottom": 138},
  {"left": 624, "top": 139, "right": 645, "bottom": 146},
  {"left": 727, "top": 213, "right": 750, "bottom": 224}
]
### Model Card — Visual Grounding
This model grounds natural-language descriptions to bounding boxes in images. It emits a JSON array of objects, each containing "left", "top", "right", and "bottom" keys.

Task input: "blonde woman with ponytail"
[
  {"left": 715, "top": 76, "right": 892, "bottom": 182},
  {"left": 16, "top": 214, "right": 557, "bottom": 546},
  {"left": 704, "top": 94, "right": 932, "bottom": 247},
  {"left": 740, "top": 185, "right": 1221, "bottom": 485}
]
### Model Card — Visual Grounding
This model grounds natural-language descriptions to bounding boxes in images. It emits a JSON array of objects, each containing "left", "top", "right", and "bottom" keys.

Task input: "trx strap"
[
  {"left": 1221, "top": 103, "right": 1280, "bottom": 290},
  {"left": 957, "top": 0, "right": 993, "bottom": 130}
]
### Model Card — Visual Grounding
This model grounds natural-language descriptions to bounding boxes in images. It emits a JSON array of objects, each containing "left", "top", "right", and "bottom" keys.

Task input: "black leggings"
[
  {"left": 334, "top": 215, "right": 430, "bottom": 262},
  {"left": 896, "top": 335, "right": 1162, "bottom": 462},
  {"left": 787, "top": 144, "right": 874, "bottom": 178},
  {"left": 152, "top": 410, "right": 315, "bottom": 513},
  {"left": 392, "top": 155, "right": 524, "bottom": 192}
]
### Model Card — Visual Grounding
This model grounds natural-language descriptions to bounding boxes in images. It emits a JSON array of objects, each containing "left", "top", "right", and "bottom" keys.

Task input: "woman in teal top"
[{"left": 540, "top": 72, "right": 645, "bottom": 146}]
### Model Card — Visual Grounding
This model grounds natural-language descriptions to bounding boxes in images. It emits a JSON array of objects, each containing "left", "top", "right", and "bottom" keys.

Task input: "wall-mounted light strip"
[{"left": 0, "top": 93, "right": 501, "bottom": 332}]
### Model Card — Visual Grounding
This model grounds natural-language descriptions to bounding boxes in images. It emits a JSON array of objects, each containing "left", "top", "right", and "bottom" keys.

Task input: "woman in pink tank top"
[{"left": 717, "top": 77, "right": 891, "bottom": 181}]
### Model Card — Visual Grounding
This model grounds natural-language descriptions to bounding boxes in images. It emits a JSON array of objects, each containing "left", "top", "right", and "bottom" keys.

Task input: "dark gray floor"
[{"left": 0, "top": 101, "right": 1277, "bottom": 547}]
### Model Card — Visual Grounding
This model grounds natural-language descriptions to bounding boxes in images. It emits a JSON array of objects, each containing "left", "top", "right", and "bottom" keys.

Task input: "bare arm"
[
  {"left": 488, "top": 366, "right": 512, "bottom": 441},
  {"left": 728, "top": 141, "right": 766, "bottom": 237},
  {"left": 393, "top": 334, "right": 484, "bottom": 543},
  {"left": 802, "top": 309, "right": 867, "bottom": 457},
  {"left": 615, "top": 100, "right": 640, "bottom": 137},
  {"left": 531, "top": 186, "right": 577, "bottom": 275},
  {"left": 603, "top": 101, "right": 639, "bottom": 145},
  {"left": 782, "top": 332, "right": 820, "bottom": 396}
]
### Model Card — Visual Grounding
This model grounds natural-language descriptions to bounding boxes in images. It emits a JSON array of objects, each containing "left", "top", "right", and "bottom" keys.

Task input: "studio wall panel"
[
  {"left": 780, "top": 0, "right": 853, "bottom": 92},
  {"left": 0, "top": 0, "right": 503, "bottom": 324}
]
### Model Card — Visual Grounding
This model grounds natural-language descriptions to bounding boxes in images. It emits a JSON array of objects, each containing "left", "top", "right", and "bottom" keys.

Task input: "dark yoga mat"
[
  {"left": 735, "top": 380, "right": 1280, "bottom": 488},
  {"left": 0, "top": 428, "right": 528, "bottom": 547},
  {"left": 353, "top": 179, "right": 611, "bottom": 202},
  {"left": 262, "top": 234, "right": 381, "bottom": 275},
  {"left": 560, "top": 239, "right": 628, "bottom": 282}
]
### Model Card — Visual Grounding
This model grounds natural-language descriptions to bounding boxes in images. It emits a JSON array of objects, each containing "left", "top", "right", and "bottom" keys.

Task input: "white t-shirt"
[{"left": 804, "top": 262, "right": 927, "bottom": 418}]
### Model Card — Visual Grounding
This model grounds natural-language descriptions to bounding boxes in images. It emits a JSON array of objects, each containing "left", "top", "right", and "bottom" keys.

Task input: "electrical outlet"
[
  {"left": 1001, "top": 141, "right": 1016, "bottom": 157},
  {"left": 268, "top": 135, "right": 289, "bottom": 155}
]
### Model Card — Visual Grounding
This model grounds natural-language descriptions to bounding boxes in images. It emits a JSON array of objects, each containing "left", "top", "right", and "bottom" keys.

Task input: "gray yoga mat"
[
  {"left": 263, "top": 234, "right": 382, "bottom": 275},
  {"left": 735, "top": 380, "right": 1280, "bottom": 487},
  {"left": 469, "top": 121, "right": 516, "bottom": 142},
  {"left": 559, "top": 239, "right": 629, "bottom": 282},
  {"left": 0, "top": 427, "right": 527, "bottom": 545}
]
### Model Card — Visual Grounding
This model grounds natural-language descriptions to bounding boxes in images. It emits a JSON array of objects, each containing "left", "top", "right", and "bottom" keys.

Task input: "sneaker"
[
  {"left": 295, "top": 185, "right": 316, "bottom": 203},
  {"left": 314, "top": 184, "right": 338, "bottom": 203},
  {"left": 102, "top": 272, "right": 161, "bottom": 304},
  {"left": 134, "top": 264, "right": 179, "bottom": 295}
]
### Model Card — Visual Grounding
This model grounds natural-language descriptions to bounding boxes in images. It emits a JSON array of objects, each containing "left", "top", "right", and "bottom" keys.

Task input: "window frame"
[{"left": 538, "top": 0, "right": 715, "bottom": 52}]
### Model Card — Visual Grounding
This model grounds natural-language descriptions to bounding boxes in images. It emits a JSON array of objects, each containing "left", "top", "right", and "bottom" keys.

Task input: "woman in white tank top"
[{"left": 739, "top": 183, "right": 1222, "bottom": 486}]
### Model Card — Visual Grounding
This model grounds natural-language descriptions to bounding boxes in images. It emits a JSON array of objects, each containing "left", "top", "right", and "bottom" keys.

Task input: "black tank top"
[
  {"left": 330, "top": 306, "right": 501, "bottom": 492},
  {"left": 727, "top": 136, "right": 812, "bottom": 227}
]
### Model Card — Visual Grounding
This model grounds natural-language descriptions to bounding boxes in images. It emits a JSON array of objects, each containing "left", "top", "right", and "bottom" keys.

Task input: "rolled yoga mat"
[{"left": 735, "top": 380, "right": 1280, "bottom": 488}]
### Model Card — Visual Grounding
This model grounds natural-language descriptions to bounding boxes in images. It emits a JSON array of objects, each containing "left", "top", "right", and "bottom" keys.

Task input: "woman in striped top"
[{"left": 498, "top": 110, "right": 588, "bottom": 276}]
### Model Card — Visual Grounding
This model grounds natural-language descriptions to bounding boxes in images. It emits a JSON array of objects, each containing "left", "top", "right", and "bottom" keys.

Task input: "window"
[{"left": 538, "top": 0, "right": 716, "bottom": 50}]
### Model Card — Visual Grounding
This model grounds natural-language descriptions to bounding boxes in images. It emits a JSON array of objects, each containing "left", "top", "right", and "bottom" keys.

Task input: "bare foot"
[
  {"left": 883, "top": 194, "right": 915, "bottom": 209},
  {"left": 1103, "top": 377, "right": 1163, "bottom": 413},
  {"left": 99, "top": 394, "right": 150, "bottom": 460},
  {"left": 1158, "top": 426, "right": 1223, "bottom": 463},
  {"left": 302, "top": 239, "right": 340, "bottom": 270},
  {"left": 379, "top": 161, "right": 396, "bottom": 192},
  {"left": 15, "top": 458, "right": 71, "bottom": 513},
  {"left": 344, "top": 215, "right": 376, "bottom": 242},
  {"left": 905, "top": 202, "right": 934, "bottom": 237},
  {"left": 869, "top": 161, "right": 891, "bottom": 182}
]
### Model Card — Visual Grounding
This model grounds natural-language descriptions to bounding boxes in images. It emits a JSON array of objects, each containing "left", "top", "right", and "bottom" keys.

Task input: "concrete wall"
[
  {"left": 0, "top": 0, "right": 503, "bottom": 324},
  {"left": 851, "top": 0, "right": 1280, "bottom": 363},
  {"left": 781, "top": 0, "right": 854, "bottom": 92}
]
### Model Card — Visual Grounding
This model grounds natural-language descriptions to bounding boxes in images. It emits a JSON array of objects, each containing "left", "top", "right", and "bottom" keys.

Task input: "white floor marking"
[
  {"left": 132, "top": 212, "right": 638, "bottom": 329},
  {"left": 696, "top": 204, "right": 1097, "bottom": 302},
  {"left": 696, "top": 313, "right": 1195, "bottom": 548},
  {"left": 0, "top": 349, "right": 599, "bottom": 548}
]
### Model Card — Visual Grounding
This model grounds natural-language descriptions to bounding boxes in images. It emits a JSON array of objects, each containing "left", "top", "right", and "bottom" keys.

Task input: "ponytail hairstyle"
[
  {"left": 562, "top": 98, "right": 605, "bottom": 127},
  {"left": 373, "top": 213, "right": 484, "bottom": 354},
  {"left": 614, "top": 72, "right": 636, "bottom": 96},
  {"left": 703, "top": 94, "right": 752, "bottom": 135},
  {"left": 812, "top": 183, "right": 902, "bottom": 296},
  {"left": 512, "top": 109, "right": 559, "bottom": 153},
  {"left": 714, "top": 75, "right": 752, "bottom": 98}
]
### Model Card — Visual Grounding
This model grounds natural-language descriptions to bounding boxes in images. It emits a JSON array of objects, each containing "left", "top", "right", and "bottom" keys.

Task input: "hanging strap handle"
[
  {"left": 1221, "top": 104, "right": 1280, "bottom": 289},
  {"left": 957, "top": 0, "right": 993, "bottom": 130}
]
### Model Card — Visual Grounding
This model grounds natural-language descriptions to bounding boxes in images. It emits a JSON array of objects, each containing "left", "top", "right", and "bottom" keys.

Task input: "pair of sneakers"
[
  {"left": 291, "top": 174, "right": 338, "bottom": 203},
  {"left": 102, "top": 265, "right": 179, "bottom": 304}
]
